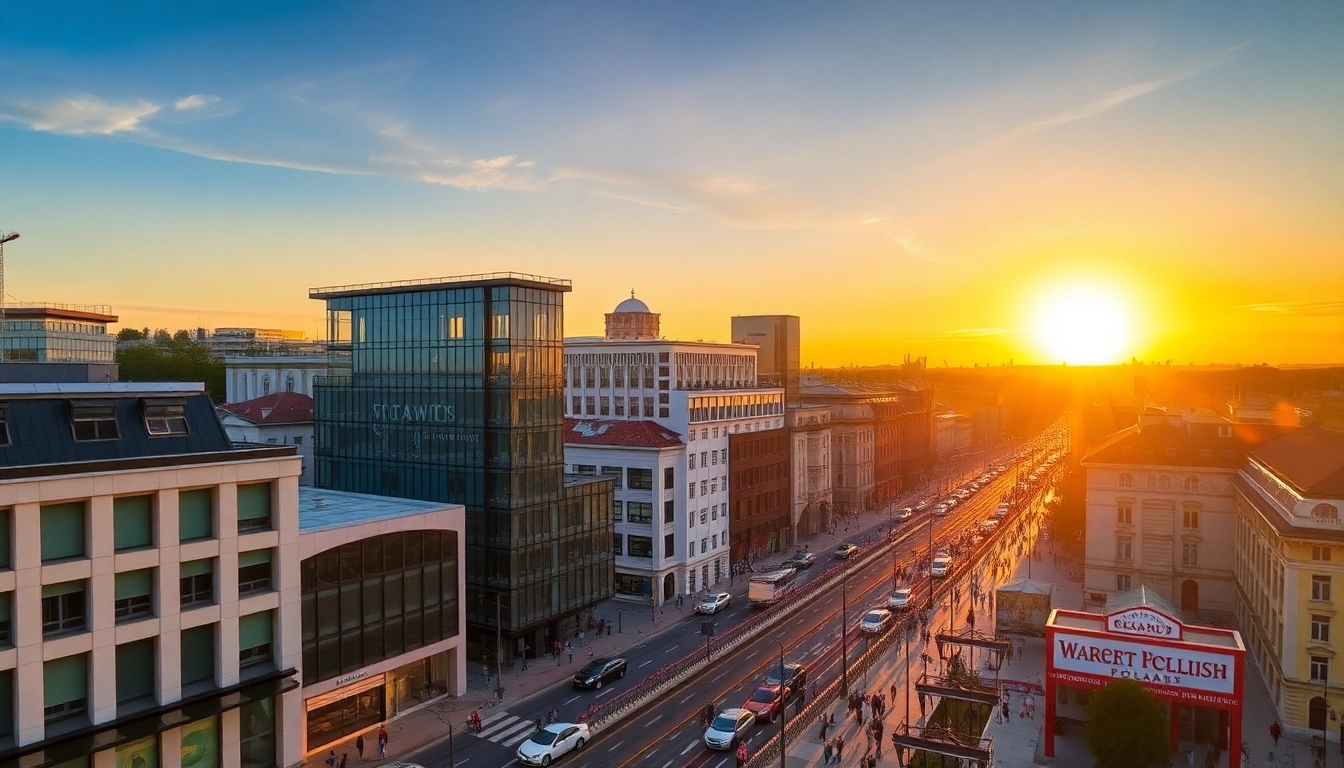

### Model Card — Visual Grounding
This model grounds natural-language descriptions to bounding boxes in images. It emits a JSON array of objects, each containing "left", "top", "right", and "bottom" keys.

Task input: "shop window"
[
  {"left": 115, "top": 639, "right": 155, "bottom": 707},
  {"left": 239, "top": 550, "right": 274, "bottom": 595},
  {"left": 178, "top": 489, "right": 214, "bottom": 542},
  {"left": 40, "top": 502, "right": 85, "bottom": 562},
  {"left": 115, "top": 569, "right": 154, "bottom": 623},
  {"left": 180, "top": 559, "right": 215, "bottom": 608},
  {"left": 43, "top": 653, "right": 88, "bottom": 724},
  {"left": 239, "top": 611, "right": 274, "bottom": 670},
  {"left": 237, "top": 483, "right": 272, "bottom": 533},
  {"left": 240, "top": 697, "right": 276, "bottom": 768},
  {"left": 113, "top": 495, "right": 154, "bottom": 551},
  {"left": 41, "top": 581, "right": 86, "bottom": 637},
  {"left": 180, "top": 625, "right": 215, "bottom": 688}
]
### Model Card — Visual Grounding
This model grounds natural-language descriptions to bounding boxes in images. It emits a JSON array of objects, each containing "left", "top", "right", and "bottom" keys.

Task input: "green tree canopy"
[
  {"left": 116, "top": 335, "right": 225, "bottom": 403},
  {"left": 116, "top": 328, "right": 145, "bottom": 341},
  {"left": 1086, "top": 679, "right": 1171, "bottom": 768}
]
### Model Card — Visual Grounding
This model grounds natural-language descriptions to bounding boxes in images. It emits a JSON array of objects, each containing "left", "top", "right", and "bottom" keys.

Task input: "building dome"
[{"left": 614, "top": 295, "right": 651, "bottom": 314}]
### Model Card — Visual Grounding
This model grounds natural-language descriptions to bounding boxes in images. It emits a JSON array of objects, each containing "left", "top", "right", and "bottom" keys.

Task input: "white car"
[
  {"left": 860, "top": 609, "right": 894, "bottom": 634},
  {"left": 931, "top": 503, "right": 949, "bottom": 516},
  {"left": 517, "top": 722, "right": 591, "bottom": 766},
  {"left": 981, "top": 519, "right": 1000, "bottom": 533},
  {"left": 931, "top": 556, "right": 953, "bottom": 578},
  {"left": 894, "top": 507, "right": 913, "bottom": 522},
  {"left": 994, "top": 504, "right": 1009, "bottom": 518},
  {"left": 887, "top": 588, "right": 913, "bottom": 611},
  {"left": 704, "top": 707, "right": 755, "bottom": 750},
  {"left": 696, "top": 592, "right": 732, "bottom": 614}
]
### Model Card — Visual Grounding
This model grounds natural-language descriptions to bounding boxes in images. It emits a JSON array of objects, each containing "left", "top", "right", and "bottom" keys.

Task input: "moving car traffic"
[
  {"left": 887, "top": 587, "right": 912, "bottom": 611},
  {"left": 835, "top": 543, "right": 859, "bottom": 559},
  {"left": 516, "top": 722, "right": 591, "bottom": 766},
  {"left": 748, "top": 569, "right": 798, "bottom": 607},
  {"left": 743, "top": 684, "right": 789, "bottom": 722},
  {"left": 765, "top": 660, "right": 808, "bottom": 694},
  {"left": 860, "top": 608, "right": 893, "bottom": 633},
  {"left": 572, "top": 657, "right": 627, "bottom": 689},
  {"left": 703, "top": 708, "right": 755, "bottom": 750},
  {"left": 696, "top": 592, "right": 732, "bottom": 614}
]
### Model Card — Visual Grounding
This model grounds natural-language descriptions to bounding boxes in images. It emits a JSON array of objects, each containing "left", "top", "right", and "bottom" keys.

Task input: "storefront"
[
  {"left": 1046, "top": 591, "right": 1245, "bottom": 768},
  {"left": 304, "top": 651, "right": 452, "bottom": 753}
]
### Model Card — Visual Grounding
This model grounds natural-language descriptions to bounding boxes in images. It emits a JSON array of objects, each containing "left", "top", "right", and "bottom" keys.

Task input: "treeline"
[{"left": 115, "top": 331, "right": 226, "bottom": 403}]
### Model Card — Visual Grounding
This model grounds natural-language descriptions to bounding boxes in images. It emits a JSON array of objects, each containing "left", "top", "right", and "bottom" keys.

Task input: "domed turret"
[{"left": 605, "top": 290, "right": 660, "bottom": 340}]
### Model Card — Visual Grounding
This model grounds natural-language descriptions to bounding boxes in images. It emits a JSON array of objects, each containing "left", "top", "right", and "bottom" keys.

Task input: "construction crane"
[{"left": 0, "top": 231, "right": 19, "bottom": 358}]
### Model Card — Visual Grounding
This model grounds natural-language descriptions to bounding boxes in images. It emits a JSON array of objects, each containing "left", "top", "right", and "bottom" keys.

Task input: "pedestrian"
[
  {"left": 377, "top": 724, "right": 388, "bottom": 759},
  {"left": 1017, "top": 644, "right": 1023, "bottom": 661},
  {"left": 578, "top": 629, "right": 586, "bottom": 646},
  {"left": 1185, "top": 748, "right": 1194, "bottom": 767},
  {"left": 1270, "top": 720, "right": 1281, "bottom": 746},
  {"left": 588, "top": 646, "right": 595, "bottom": 661},
  {"left": 819, "top": 713, "right": 829, "bottom": 741},
  {"left": 1002, "top": 701, "right": 1010, "bottom": 723},
  {"left": 548, "top": 707, "right": 558, "bottom": 724},
  {"left": 325, "top": 750, "right": 336, "bottom": 768},
  {"left": 823, "top": 739, "right": 834, "bottom": 765},
  {"left": 520, "top": 643, "right": 529, "bottom": 671},
  {"left": 567, "top": 640, "right": 574, "bottom": 663},
  {"left": 835, "top": 734, "right": 845, "bottom": 763},
  {"left": 339, "top": 755, "right": 347, "bottom": 768},
  {"left": 736, "top": 741, "right": 749, "bottom": 767},
  {"left": 861, "top": 697, "right": 871, "bottom": 725},
  {"left": 606, "top": 622, "right": 612, "bottom": 637},
  {"left": 355, "top": 733, "right": 365, "bottom": 758}
]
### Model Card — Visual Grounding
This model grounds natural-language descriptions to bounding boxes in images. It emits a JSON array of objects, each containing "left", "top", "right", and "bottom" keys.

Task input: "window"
[
  {"left": 0, "top": 404, "right": 8, "bottom": 446},
  {"left": 712, "top": 505, "right": 718, "bottom": 520},
  {"left": 614, "top": 366, "right": 625, "bottom": 388},
  {"left": 583, "top": 366, "right": 595, "bottom": 388},
  {"left": 1314, "top": 546, "right": 1332, "bottom": 562},
  {"left": 599, "top": 367, "right": 610, "bottom": 388},
  {"left": 116, "top": 639, "right": 155, "bottom": 705},
  {"left": 1313, "top": 504, "right": 1339, "bottom": 521},
  {"left": 612, "top": 534, "right": 623, "bottom": 556},
  {"left": 1218, "top": 425, "right": 1232, "bottom": 438},
  {"left": 113, "top": 495, "right": 153, "bottom": 551},
  {"left": 1118, "top": 474, "right": 1132, "bottom": 489},
  {"left": 0, "top": 592, "right": 10, "bottom": 644},
  {"left": 239, "top": 697, "right": 277, "bottom": 768},
  {"left": 1116, "top": 537, "right": 1132, "bottom": 561},
  {"left": 237, "top": 483, "right": 272, "bottom": 533},
  {"left": 701, "top": 537, "right": 708, "bottom": 552},
  {"left": 41, "top": 502, "right": 85, "bottom": 562},
  {"left": 615, "top": 399, "right": 625, "bottom": 416},
  {"left": 664, "top": 534, "right": 675, "bottom": 558},
  {"left": 585, "top": 396, "right": 595, "bottom": 415},
  {"left": 644, "top": 397, "right": 653, "bottom": 416},
  {"left": 613, "top": 500, "right": 623, "bottom": 521},
  {"left": 626, "top": 502, "right": 653, "bottom": 524},
  {"left": 629, "top": 398, "right": 640, "bottom": 417},
  {"left": 1116, "top": 574, "right": 1132, "bottom": 591},
  {"left": 1181, "top": 543, "right": 1199, "bottom": 566},
  {"left": 711, "top": 451, "right": 719, "bottom": 466},
  {"left": 0, "top": 670, "right": 10, "bottom": 742},
  {"left": 573, "top": 465, "right": 596, "bottom": 475},
  {"left": 1313, "top": 575, "right": 1333, "bottom": 602},
  {"left": 240, "top": 611, "right": 274, "bottom": 668},
  {"left": 599, "top": 397, "right": 610, "bottom": 416},
  {"left": 628, "top": 468, "right": 653, "bottom": 490},
  {"left": 1313, "top": 615, "right": 1332, "bottom": 643},
  {"left": 1312, "top": 656, "right": 1330, "bottom": 683},
  {"left": 689, "top": 482, "right": 696, "bottom": 499},
  {"left": 181, "top": 624, "right": 215, "bottom": 687},
  {"left": 712, "top": 534, "right": 718, "bottom": 548},
  {"left": 0, "top": 508, "right": 9, "bottom": 569},
  {"left": 114, "top": 569, "right": 154, "bottom": 622},
  {"left": 689, "top": 454, "right": 696, "bottom": 470},
  {"left": 627, "top": 536, "right": 653, "bottom": 558},
  {"left": 181, "top": 559, "right": 215, "bottom": 608},
  {"left": 701, "top": 510, "right": 708, "bottom": 525},
  {"left": 1183, "top": 507, "right": 1200, "bottom": 530},
  {"left": 179, "top": 488, "right": 214, "bottom": 541},
  {"left": 1157, "top": 476, "right": 1171, "bottom": 490},
  {"left": 664, "top": 467, "right": 675, "bottom": 490},
  {"left": 1184, "top": 476, "right": 1199, "bottom": 492},
  {"left": 239, "top": 549, "right": 274, "bottom": 595},
  {"left": 571, "top": 396, "right": 581, "bottom": 414},
  {"left": 1117, "top": 502, "right": 1133, "bottom": 525},
  {"left": 664, "top": 500, "right": 675, "bottom": 524},
  {"left": 44, "top": 653, "right": 88, "bottom": 723},
  {"left": 71, "top": 402, "right": 118, "bottom": 441},
  {"left": 701, "top": 451, "right": 708, "bottom": 467},
  {"left": 688, "top": 540, "right": 696, "bottom": 557},
  {"left": 143, "top": 399, "right": 188, "bottom": 436}
]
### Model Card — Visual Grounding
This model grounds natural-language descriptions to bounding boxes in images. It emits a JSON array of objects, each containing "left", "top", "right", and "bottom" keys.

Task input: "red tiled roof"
[
  {"left": 220, "top": 392, "right": 314, "bottom": 425},
  {"left": 563, "top": 418, "right": 683, "bottom": 448},
  {"left": 1250, "top": 424, "right": 1344, "bottom": 498}
]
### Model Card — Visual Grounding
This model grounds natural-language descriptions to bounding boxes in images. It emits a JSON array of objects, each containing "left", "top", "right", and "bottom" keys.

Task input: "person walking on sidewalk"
[
  {"left": 823, "top": 739, "right": 834, "bottom": 765},
  {"left": 1270, "top": 720, "right": 1281, "bottom": 746},
  {"left": 377, "top": 724, "right": 389, "bottom": 759},
  {"left": 834, "top": 734, "right": 845, "bottom": 763},
  {"left": 355, "top": 733, "right": 365, "bottom": 758},
  {"left": 819, "top": 713, "right": 829, "bottom": 741},
  {"left": 566, "top": 640, "right": 574, "bottom": 663}
]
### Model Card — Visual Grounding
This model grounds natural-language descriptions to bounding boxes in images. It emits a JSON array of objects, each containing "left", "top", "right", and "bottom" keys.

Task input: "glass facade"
[{"left": 312, "top": 276, "right": 613, "bottom": 651}]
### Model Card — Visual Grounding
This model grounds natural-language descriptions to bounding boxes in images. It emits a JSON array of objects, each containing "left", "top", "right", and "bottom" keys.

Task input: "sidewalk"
[{"left": 298, "top": 482, "right": 965, "bottom": 766}]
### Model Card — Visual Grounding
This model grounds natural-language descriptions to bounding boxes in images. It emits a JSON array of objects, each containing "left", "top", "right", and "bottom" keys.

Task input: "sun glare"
[{"left": 1031, "top": 283, "right": 1133, "bottom": 365}]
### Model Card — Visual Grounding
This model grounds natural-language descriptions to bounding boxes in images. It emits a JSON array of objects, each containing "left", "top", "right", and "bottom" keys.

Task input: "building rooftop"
[
  {"left": 298, "top": 487, "right": 454, "bottom": 533},
  {"left": 1082, "top": 420, "right": 1294, "bottom": 469},
  {"left": 219, "top": 392, "right": 315, "bottom": 425},
  {"left": 563, "top": 418, "right": 684, "bottom": 448},
  {"left": 563, "top": 336, "right": 757, "bottom": 350},
  {"left": 309, "top": 272, "right": 571, "bottom": 299},
  {"left": 613, "top": 294, "right": 652, "bottom": 313},
  {"left": 0, "top": 381, "right": 202, "bottom": 398},
  {"left": 1249, "top": 424, "right": 1344, "bottom": 498},
  {"left": 3, "top": 303, "right": 118, "bottom": 323}
]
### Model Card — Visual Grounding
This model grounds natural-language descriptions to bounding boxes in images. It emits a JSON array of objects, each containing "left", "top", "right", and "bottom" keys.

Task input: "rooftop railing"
[{"left": 310, "top": 272, "right": 571, "bottom": 298}]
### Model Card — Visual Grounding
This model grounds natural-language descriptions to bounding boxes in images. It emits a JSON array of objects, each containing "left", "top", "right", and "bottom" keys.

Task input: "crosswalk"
[{"left": 471, "top": 710, "right": 541, "bottom": 748}]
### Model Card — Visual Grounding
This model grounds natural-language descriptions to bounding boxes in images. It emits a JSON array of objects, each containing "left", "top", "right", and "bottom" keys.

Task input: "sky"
[{"left": 1, "top": 1, "right": 1341, "bottom": 367}]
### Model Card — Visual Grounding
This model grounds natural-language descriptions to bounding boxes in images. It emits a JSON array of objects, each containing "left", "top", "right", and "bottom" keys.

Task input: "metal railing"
[{"left": 309, "top": 272, "right": 572, "bottom": 297}]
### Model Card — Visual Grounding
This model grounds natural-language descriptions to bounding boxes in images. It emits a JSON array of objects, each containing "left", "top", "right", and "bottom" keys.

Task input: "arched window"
[
  {"left": 240, "top": 377, "right": 248, "bottom": 401},
  {"left": 1158, "top": 476, "right": 1172, "bottom": 490},
  {"left": 262, "top": 374, "right": 272, "bottom": 396},
  {"left": 1311, "top": 696, "right": 1329, "bottom": 731},
  {"left": 1184, "top": 476, "right": 1199, "bottom": 492},
  {"left": 1313, "top": 503, "right": 1339, "bottom": 521},
  {"left": 285, "top": 373, "right": 296, "bottom": 393},
  {"left": 1181, "top": 579, "right": 1199, "bottom": 613},
  {"left": 1118, "top": 474, "right": 1132, "bottom": 489}
]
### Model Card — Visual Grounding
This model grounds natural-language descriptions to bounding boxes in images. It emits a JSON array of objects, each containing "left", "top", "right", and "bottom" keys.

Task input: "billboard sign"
[{"left": 1051, "top": 630, "right": 1236, "bottom": 701}]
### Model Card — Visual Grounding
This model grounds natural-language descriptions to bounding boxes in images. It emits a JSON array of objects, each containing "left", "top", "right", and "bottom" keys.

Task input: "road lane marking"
[
  {"left": 502, "top": 728, "right": 536, "bottom": 748},
  {"left": 681, "top": 741, "right": 699, "bottom": 755},
  {"left": 597, "top": 688, "right": 615, "bottom": 698},
  {"left": 648, "top": 715, "right": 662, "bottom": 725},
  {"left": 662, "top": 762, "right": 674, "bottom": 768},
  {"left": 563, "top": 695, "right": 580, "bottom": 705},
  {"left": 639, "top": 660, "right": 653, "bottom": 667},
  {"left": 680, "top": 693, "right": 694, "bottom": 704},
  {"left": 481, "top": 710, "right": 511, "bottom": 727},
  {"left": 477, "top": 714, "right": 521, "bottom": 739},
  {"left": 489, "top": 720, "right": 536, "bottom": 743}
]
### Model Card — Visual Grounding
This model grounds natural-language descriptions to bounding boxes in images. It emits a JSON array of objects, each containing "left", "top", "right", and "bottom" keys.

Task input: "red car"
[{"left": 743, "top": 684, "right": 789, "bottom": 722}]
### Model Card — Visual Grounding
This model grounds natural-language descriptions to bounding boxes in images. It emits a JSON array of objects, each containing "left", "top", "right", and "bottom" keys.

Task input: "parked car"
[
  {"left": 696, "top": 592, "right": 732, "bottom": 615},
  {"left": 572, "top": 657, "right": 628, "bottom": 689},
  {"left": 887, "top": 587, "right": 913, "bottom": 611},
  {"left": 893, "top": 507, "right": 913, "bottom": 522},
  {"left": 931, "top": 503, "right": 949, "bottom": 516},
  {"left": 703, "top": 708, "right": 755, "bottom": 750},
  {"left": 744, "top": 684, "right": 789, "bottom": 722},
  {"left": 835, "top": 543, "right": 860, "bottom": 560},
  {"left": 792, "top": 551, "right": 817, "bottom": 569},
  {"left": 517, "top": 722, "right": 591, "bottom": 766},
  {"left": 993, "top": 504, "right": 1009, "bottom": 518},
  {"left": 860, "top": 608, "right": 894, "bottom": 634},
  {"left": 931, "top": 555, "right": 953, "bottom": 578},
  {"left": 765, "top": 661, "right": 808, "bottom": 695}
]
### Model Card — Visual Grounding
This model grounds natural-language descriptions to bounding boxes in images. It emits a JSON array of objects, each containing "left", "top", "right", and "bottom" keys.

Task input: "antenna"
[{"left": 0, "top": 231, "right": 19, "bottom": 358}]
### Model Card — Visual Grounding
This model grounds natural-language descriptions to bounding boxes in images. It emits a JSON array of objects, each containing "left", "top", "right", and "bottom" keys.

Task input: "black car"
[
  {"left": 765, "top": 661, "right": 807, "bottom": 695},
  {"left": 573, "top": 657, "right": 627, "bottom": 689}
]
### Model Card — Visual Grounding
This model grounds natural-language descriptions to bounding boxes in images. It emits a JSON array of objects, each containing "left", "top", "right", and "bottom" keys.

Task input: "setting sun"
[{"left": 1031, "top": 282, "right": 1134, "bottom": 365}]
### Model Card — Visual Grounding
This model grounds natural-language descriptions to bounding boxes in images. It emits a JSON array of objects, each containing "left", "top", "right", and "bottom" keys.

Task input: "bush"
[{"left": 1086, "top": 679, "right": 1171, "bottom": 768}]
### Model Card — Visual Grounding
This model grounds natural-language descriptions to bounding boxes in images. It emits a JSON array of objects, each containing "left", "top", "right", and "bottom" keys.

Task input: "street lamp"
[
  {"left": 479, "top": 594, "right": 505, "bottom": 702},
  {"left": 841, "top": 565, "right": 850, "bottom": 696},
  {"left": 774, "top": 639, "right": 787, "bottom": 768}
]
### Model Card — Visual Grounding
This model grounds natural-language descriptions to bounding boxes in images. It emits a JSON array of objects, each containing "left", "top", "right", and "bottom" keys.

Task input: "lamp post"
[
  {"left": 841, "top": 565, "right": 850, "bottom": 696},
  {"left": 774, "top": 639, "right": 787, "bottom": 768},
  {"left": 480, "top": 594, "right": 505, "bottom": 701}
]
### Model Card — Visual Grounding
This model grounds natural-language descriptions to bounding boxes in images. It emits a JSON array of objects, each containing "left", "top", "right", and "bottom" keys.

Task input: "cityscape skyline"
[{"left": 2, "top": 2, "right": 1342, "bottom": 368}]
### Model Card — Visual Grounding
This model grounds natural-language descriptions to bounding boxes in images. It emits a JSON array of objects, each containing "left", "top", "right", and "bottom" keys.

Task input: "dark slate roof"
[
  {"left": 0, "top": 384, "right": 234, "bottom": 470},
  {"left": 563, "top": 418, "right": 683, "bottom": 448},
  {"left": 1250, "top": 424, "right": 1344, "bottom": 498}
]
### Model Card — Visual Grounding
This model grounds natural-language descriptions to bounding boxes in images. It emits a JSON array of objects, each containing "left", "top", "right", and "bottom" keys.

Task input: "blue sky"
[{"left": 1, "top": 2, "right": 1341, "bottom": 364}]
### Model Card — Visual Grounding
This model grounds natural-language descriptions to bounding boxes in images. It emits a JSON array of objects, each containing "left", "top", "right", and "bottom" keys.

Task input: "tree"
[
  {"left": 1086, "top": 679, "right": 1171, "bottom": 768},
  {"left": 172, "top": 329, "right": 193, "bottom": 342},
  {"left": 116, "top": 328, "right": 144, "bottom": 341}
]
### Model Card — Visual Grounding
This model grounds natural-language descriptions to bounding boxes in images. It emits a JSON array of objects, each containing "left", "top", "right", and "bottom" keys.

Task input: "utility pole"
[
  {"left": 0, "top": 231, "right": 20, "bottom": 351},
  {"left": 841, "top": 566, "right": 850, "bottom": 696},
  {"left": 480, "top": 594, "right": 505, "bottom": 702},
  {"left": 774, "top": 639, "right": 787, "bottom": 768}
]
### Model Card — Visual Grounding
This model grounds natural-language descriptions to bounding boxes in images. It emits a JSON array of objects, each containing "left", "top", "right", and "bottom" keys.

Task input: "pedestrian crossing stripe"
[{"left": 472, "top": 712, "right": 540, "bottom": 747}]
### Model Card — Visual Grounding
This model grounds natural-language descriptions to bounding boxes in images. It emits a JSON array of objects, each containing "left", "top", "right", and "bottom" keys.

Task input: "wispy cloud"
[
  {"left": 173, "top": 94, "right": 220, "bottom": 112},
  {"left": 1246, "top": 300, "right": 1344, "bottom": 315},
  {"left": 0, "top": 93, "right": 160, "bottom": 135}
]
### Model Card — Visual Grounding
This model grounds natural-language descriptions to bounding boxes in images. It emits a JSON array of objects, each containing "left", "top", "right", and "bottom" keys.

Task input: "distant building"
[
  {"left": 785, "top": 405, "right": 833, "bottom": 537},
  {"left": 218, "top": 392, "right": 316, "bottom": 485},
  {"left": 225, "top": 355, "right": 329, "bottom": 402},
  {"left": 729, "top": 427, "right": 792, "bottom": 560},
  {"left": 0, "top": 381, "right": 303, "bottom": 767},
  {"left": 731, "top": 315, "right": 800, "bottom": 406},
  {"left": 934, "top": 412, "right": 973, "bottom": 457},
  {"left": 195, "top": 328, "right": 325, "bottom": 358},
  {"left": 0, "top": 303, "right": 119, "bottom": 383}
]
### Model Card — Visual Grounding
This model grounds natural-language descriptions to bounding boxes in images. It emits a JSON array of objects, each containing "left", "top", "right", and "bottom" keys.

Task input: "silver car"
[
  {"left": 704, "top": 707, "right": 754, "bottom": 750},
  {"left": 696, "top": 592, "right": 732, "bottom": 614}
]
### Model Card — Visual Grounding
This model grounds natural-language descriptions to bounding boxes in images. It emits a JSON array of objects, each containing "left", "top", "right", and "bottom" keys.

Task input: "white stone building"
[
  {"left": 225, "top": 355, "right": 329, "bottom": 403},
  {"left": 786, "top": 405, "right": 833, "bottom": 537},
  {"left": 218, "top": 392, "right": 315, "bottom": 485}
]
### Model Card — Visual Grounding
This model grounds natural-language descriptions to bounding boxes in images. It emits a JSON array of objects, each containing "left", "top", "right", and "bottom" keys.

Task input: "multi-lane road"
[{"left": 407, "top": 435, "right": 1066, "bottom": 768}]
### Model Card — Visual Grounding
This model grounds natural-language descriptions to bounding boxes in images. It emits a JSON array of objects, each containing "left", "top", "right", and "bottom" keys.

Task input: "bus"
[{"left": 748, "top": 568, "right": 799, "bottom": 607}]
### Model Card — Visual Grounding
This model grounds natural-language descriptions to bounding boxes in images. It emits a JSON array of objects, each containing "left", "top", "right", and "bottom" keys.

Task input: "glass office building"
[{"left": 310, "top": 273, "right": 613, "bottom": 659}]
